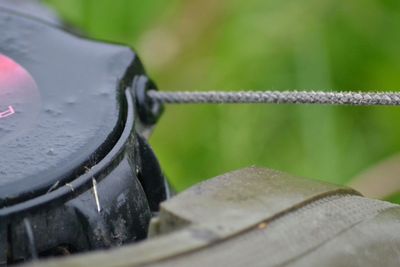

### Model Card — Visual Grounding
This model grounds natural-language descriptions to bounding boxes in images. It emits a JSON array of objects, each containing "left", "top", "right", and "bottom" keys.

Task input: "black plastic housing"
[{"left": 0, "top": 3, "right": 168, "bottom": 264}]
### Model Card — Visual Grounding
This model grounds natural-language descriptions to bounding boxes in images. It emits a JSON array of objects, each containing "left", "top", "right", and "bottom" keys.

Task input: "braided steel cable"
[{"left": 148, "top": 90, "right": 400, "bottom": 106}]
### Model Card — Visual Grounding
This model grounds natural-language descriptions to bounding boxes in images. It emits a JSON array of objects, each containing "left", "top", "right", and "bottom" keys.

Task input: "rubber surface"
[{"left": 26, "top": 167, "right": 400, "bottom": 267}]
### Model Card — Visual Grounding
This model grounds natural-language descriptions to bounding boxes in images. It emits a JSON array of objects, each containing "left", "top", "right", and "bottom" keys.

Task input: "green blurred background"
[{"left": 44, "top": 0, "right": 400, "bottom": 198}]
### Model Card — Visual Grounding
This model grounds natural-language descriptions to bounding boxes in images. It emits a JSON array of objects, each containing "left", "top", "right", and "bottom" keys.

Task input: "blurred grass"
[
  {"left": 385, "top": 192, "right": 400, "bottom": 204},
  {"left": 45, "top": 0, "right": 400, "bottom": 194}
]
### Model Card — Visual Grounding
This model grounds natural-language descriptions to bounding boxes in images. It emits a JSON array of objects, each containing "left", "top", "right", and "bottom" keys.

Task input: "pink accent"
[
  {"left": 0, "top": 55, "right": 21, "bottom": 89},
  {"left": 0, "top": 54, "right": 18, "bottom": 73},
  {"left": 0, "top": 106, "right": 15, "bottom": 119}
]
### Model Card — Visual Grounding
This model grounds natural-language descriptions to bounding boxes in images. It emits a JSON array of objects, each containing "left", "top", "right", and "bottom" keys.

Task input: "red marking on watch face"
[
  {"left": 0, "top": 54, "right": 40, "bottom": 143},
  {"left": 0, "top": 106, "right": 15, "bottom": 118}
]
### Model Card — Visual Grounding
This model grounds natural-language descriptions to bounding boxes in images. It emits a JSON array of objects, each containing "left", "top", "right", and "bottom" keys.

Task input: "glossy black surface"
[
  {"left": 0, "top": 3, "right": 170, "bottom": 264},
  {"left": 0, "top": 8, "right": 136, "bottom": 206}
]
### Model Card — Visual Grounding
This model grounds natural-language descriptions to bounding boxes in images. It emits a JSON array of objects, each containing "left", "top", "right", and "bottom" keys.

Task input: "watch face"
[{"left": 0, "top": 54, "right": 41, "bottom": 144}]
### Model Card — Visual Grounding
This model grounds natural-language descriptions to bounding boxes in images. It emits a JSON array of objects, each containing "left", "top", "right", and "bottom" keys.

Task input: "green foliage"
[
  {"left": 46, "top": 0, "right": 400, "bottom": 195},
  {"left": 384, "top": 192, "right": 400, "bottom": 204}
]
